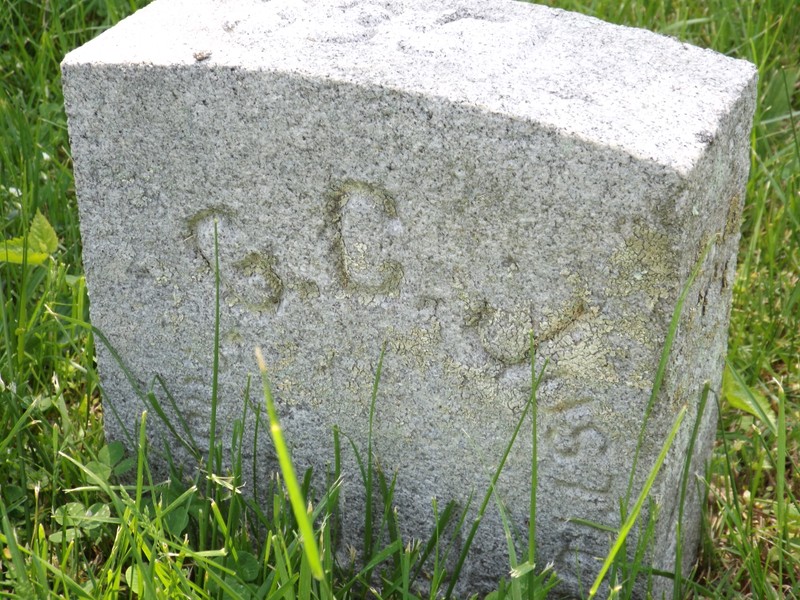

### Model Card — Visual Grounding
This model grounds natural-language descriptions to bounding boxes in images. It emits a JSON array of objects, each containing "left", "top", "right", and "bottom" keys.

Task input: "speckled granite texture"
[{"left": 62, "top": 0, "right": 756, "bottom": 595}]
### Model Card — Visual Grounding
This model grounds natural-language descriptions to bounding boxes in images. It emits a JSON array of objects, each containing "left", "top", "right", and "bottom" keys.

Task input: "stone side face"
[{"left": 62, "top": 0, "right": 756, "bottom": 595}]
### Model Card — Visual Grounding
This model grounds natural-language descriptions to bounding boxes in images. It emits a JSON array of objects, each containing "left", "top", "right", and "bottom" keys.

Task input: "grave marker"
[{"left": 62, "top": 0, "right": 756, "bottom": 595}]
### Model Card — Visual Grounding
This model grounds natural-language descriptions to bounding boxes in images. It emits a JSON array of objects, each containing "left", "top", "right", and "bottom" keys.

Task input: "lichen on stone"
[{"left": 609, "top": 223, "right": 676, "bottom": 308}]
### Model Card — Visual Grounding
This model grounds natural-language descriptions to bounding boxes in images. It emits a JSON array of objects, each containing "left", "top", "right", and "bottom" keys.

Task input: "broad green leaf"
[
  {"left": 722, "top": 365, "right": 777, "bottom": 435},
  {"left": 29, "top": 210, "right": 58, "bottom": 254},
  {"left": 52, "top": 501, "right": 88, "bottom": 526},
  {"left": 65, "top": 274, "right": 84, "bottom": 287},
  {"left": 99, "top": 441, "right": 125, "bottom": 467},
  {"left": 237, "top": 550, "right": 260, "bottom": 582},
  {"left": 0, "top": 211, "right": 57, "bottom": 265},
  {"left": 85, "top": 460, "right": 112, "bottom": 483},
  {"left": 2, "top": 485, "right": 26, "bottom": 509},
  {"left": 0, "top": 237, "right": 49, "bottom": 265},
  {"left": 82, "top": 503, "right": 112, "bottom": 530},
  {"left": 48, "top": 527, "right": 82, "bottom": 544},
  {"left": 163, "top": 506, "right": 189, "bottom": 536},
  {"left": 125, "top": 565, "right": 143, "bottom": 596},
  {"left": 113, "top": 456, "right": 137, "bottom": 477}
]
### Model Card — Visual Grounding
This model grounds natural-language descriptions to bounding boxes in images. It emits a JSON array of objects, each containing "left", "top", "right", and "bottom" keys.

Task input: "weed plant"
[{"left": 1, "top": 0, "right": 798, "bottom": 597}]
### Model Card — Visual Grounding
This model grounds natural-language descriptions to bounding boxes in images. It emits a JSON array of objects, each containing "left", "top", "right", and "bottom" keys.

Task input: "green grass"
[{"left": 1, "top": 0, "right": 798, "bottom": 597}]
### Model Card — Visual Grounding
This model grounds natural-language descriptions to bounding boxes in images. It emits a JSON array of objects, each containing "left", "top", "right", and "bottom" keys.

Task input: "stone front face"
[{"left": 62, "top": 0, "right": 756, "bottom": 595}]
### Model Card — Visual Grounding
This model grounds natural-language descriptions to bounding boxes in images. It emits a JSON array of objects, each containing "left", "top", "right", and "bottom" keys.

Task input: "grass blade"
[
  {"left": 528, "top": 332, "right": 538, "bottom": 600},
  {"left": 255, "top": 347, "right": 324, "bottom": 580},
  {"left": 0, "top": 492, "right": 39, "bottom": 599},
  {"left": 206, "top": 218, "right": 222, "bottom": 494},
  {"left": 589, "top": 405, "right": 687, "bottom": 598},
  {"left": 673, "top": 381, "right": 710, "bottom": 599},
  {"left": 364, "top": 342, "right": 387, "bottom": 567},
  {"left": 444, "top": 358, "right": 547, "bottom": 600},
  {"left": 624, "top": 235, "right": 717, "bottom": 511}
]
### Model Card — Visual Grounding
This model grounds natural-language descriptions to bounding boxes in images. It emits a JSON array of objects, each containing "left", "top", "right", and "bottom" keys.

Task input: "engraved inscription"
[
  {"left": 191, "top": 210, "right": 285, "bottom": 311},
  {"left": 543, "top": 399, "right": 612, "bottom": 493},
  {"left": 326, "top": 180, "right": 404, "bottom": 296},
  {"left": 232, "top": 252, "right": 284, "bottom": 311},
  {"left": 463, "top": 288, "right": 600, "bottom": 371},
  {"left": 464, "top": 300, "right": 532, "bottom": 365}
]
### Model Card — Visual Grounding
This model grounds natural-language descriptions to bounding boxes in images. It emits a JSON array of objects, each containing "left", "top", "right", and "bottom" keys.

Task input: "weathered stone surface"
[{"left": 62, "top": 0, "right": 756, "bottom": 595}]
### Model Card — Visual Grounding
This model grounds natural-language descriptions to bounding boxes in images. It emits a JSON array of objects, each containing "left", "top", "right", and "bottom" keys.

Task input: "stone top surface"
[{"left": 62, "top": 0, "right": 756, "bottom": 176}]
